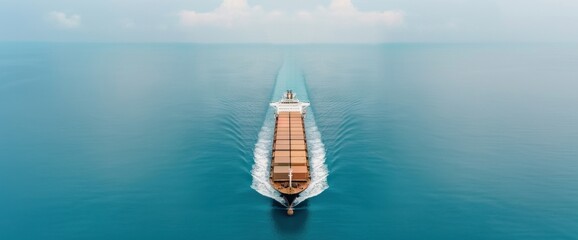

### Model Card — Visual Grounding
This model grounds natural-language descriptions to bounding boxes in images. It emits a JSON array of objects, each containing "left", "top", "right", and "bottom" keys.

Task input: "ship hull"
[{"left": 268, "top": 92, "right": 311, "bottom": 209}]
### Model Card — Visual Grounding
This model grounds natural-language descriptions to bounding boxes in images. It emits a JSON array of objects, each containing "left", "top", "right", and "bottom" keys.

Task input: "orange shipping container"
[
  {"left": 291, "top": 151, "right": 307, "bottom": 157},
  {"left": 291, "top": 140, "right": 306, "bottom": 145},
  {"left": 272, "top": 166, "right": 290, "bottom": 180},
  {"left": 275, "top": 140, "right": 290, "bottom": 145},
  {"left": 273, "top": 156, "right": 291, "bottom": 166},
  {"left": 274, "top": 144, "right": 291, "bottom": 150},
  {"left": 290, "top": 157, "right": 307, "bottom": 166},
  {"left": 291, "top": 166, "right": 308, "bottom": 180},
  {"left": 291, "top": 144, "right": 307, "bottom": 150},
  {"left": 274, "top": 157, "right": 306, "bottom": 166},
  {"left": 272, "top": 166, "right": 308, "bottom": 181},
  {"left": 273, "top": 151, "right": 291, "bottom": 157},
  {"left": 275, "top": 134, "right": 290, "bottom": 140}
]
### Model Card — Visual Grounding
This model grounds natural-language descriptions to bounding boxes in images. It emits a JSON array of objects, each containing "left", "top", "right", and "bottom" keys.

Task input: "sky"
[{"left": 0, "top": 0, "right": 577, "bottom": 43}]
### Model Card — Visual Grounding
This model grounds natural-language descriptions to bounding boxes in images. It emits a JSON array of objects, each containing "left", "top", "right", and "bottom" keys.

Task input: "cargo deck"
[
  {"left": 269, "top": 90, "right": 311, "bottom": 200},
  {"left": 271, "top": 111, "right": 310, "bottom": 195}
]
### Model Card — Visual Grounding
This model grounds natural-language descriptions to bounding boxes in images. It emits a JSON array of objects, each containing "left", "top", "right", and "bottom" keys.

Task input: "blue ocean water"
[{"left": 1, "top": 43, "right": 578, "bottom": 239}]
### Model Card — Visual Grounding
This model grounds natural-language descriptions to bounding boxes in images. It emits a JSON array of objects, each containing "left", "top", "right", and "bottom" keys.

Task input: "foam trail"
[
  {"left": 251, "top": 58, "right": 329, "bottom": 207},
  {"left": 293, "top": 111, "right": 329, "bottom": 206},
  {"left": 250, "top": 111, "right": 287, "bottom": 206}
]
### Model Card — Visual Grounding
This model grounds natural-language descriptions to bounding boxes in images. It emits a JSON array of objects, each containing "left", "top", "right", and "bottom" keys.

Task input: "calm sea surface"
[{"left": 1, "top": 43, "right": 578, "bottom": 239}]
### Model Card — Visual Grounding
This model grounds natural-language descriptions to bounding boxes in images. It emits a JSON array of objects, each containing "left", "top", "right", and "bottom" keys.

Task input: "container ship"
[{"left": 269, "top": 90, "right": 311, "bottom": 215}]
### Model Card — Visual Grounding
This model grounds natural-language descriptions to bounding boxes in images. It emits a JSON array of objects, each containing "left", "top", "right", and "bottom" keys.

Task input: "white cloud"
[
  {"left": 178, "top": 0, "right": 404, "bottom": 42},
  {"left": 179, "top": 0, "right": 264, "bottom": 27},
  {"left": 49, "top": 11, "right": 81, "bottom": 29},
  {"left": 321, "top": 0, "right": 404, "bottom": 26}
]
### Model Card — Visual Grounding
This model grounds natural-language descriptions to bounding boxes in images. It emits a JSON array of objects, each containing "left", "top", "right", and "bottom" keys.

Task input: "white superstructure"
[{"left": 270, "top": 90, "right": 310, "bottom": 114}]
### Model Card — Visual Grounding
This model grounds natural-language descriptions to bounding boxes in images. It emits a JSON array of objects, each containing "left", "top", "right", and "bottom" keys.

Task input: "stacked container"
[{"left": 271, "top": 112, "right": 309, "bottom": 181}]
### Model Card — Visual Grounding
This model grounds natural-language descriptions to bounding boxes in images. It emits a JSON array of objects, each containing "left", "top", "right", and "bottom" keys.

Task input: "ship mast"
[{"left": 288, "top": 168, "right": 293, "bottom": 192}]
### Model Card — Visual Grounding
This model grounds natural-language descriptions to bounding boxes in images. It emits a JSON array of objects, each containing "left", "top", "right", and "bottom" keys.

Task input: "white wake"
[
  {"left": 293, "top": 112, "right": 329, "bottom": 206},
  {"left": 250, "top": 113, "right": 286, "bottom": 205}
]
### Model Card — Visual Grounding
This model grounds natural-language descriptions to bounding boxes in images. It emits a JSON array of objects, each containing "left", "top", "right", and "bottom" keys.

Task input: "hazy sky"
[{"left": 1, "top": 0, "right": 577, "bottom": 43}]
